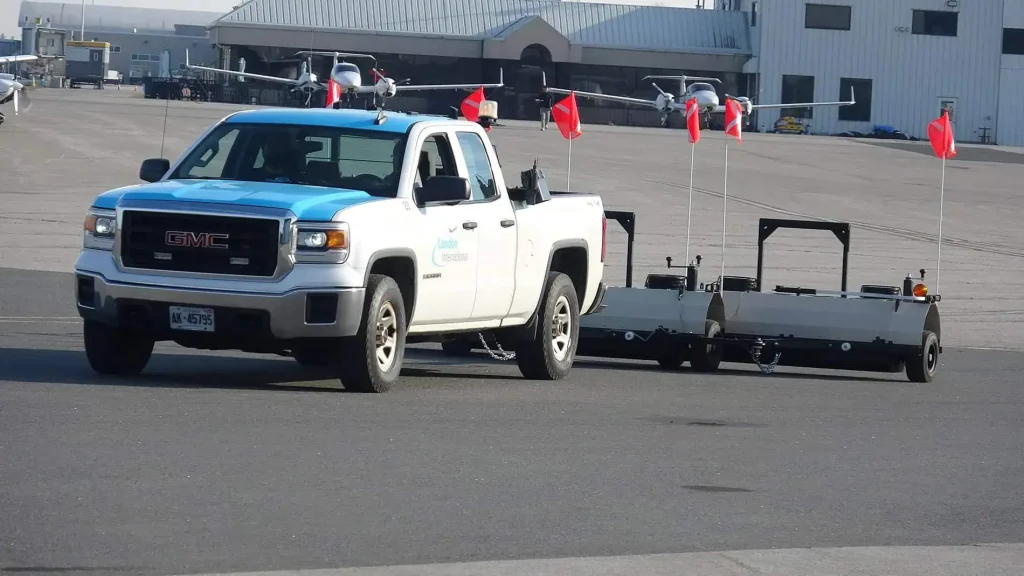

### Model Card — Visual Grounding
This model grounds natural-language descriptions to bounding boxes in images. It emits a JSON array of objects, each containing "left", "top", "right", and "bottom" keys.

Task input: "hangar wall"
[
  {"left": 998, "top": 1, "right": 1024, "bottom": 147},
  {"left": 748, "top": 0, "right": 1003, "bottom": 142}
]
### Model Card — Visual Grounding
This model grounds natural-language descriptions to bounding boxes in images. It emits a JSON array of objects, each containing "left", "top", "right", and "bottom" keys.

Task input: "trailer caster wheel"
[
  {"left": 689, "top": 320, "right": 722, "bottom": 373},
  {"left": 906, "top": 330, "right": 939, "bottom": 383},
  {"left": 657, "top": 347, "right": 687, "bottom": 370}
]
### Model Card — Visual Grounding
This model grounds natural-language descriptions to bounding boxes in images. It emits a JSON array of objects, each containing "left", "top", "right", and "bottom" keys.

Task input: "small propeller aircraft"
[
  {"left": 0, "top": 55, "right": 37, "bottom": 128},
  {"left": 186, "top": 48, "right": 504, "bottom": 110},
  {"left": 543, "top": 71, "right": 855, "bottom": 129},
  {"left": 185, "top": 48, "right": 375, "bottom": 106}
]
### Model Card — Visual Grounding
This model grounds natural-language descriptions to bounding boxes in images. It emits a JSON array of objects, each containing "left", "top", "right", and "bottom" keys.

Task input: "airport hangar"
[
  {"left": 718, "top": 0, "right": 1024, "bottom": 145},
  {"left": 202, "top": 0, "right": 755, "bottom": 127},
  {"left": 17, "top": 1, "right": 220, "bottom": 84}
]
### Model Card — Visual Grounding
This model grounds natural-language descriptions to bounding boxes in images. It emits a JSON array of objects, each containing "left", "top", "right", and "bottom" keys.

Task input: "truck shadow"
[{"left": 0, "top": 347, "right": 512, "bottom": 392}]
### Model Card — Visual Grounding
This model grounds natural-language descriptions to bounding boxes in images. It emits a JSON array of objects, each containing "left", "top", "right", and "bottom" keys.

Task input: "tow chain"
[
  {"left": 477, "top": 332, "right": 516, "bottom": 361},
  {"left": 750, "top": 338, "right": 782, "bottom": 375}
]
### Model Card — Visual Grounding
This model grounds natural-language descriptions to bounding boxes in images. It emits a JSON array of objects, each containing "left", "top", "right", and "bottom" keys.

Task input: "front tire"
[
  {"left": 338, "top": 274, "right": 407, "bottom": 393},
  {"left": 83, "top": 319, "right": 155, "bottom": 375},
  {"left": 906, "top": 330, "right": 939, "bottom": 383},
  {"left": 515, "top": 272, "right": 580, "bottom": 380},
  {"left": 689, "top": 320, "right": 722, "bottom": 372}
]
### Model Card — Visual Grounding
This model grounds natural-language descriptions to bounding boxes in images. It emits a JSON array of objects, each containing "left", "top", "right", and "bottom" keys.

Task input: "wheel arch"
[
  {"left": 509, "top": 240, "right": 589, "bottom": 341},
  {"left": 364, "top": 248, "right": 418, "bottom": 324}
]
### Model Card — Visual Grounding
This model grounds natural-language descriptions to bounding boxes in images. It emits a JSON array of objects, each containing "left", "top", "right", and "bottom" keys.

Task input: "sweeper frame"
[{"left": 713, "top": 218, "right": 942, "bottom": 383}]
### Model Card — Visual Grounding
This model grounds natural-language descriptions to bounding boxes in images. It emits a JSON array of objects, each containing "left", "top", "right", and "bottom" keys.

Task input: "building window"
[
  {"left": 751, "top": 1, "right": 758, "bottom": 26},
  {"left": 111, "top": 45, "right": 121, "bottom": 53},
  {"left": 780, "top": 74, "right": 815, "bottom": 119},
  {"left": 1003, "top": 28, "right": 1024, "bottom": 55},
  {"left": 912, "top": 10, "right": 958, "bottom": 37},
  {"left": 838, "top": 78, "right": 871, "bottom": 122},
  {"left": 805, "top": 4, "right": 851, "bottom": 31}
]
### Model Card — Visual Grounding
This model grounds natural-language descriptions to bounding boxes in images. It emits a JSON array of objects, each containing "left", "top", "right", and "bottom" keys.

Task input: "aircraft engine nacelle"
[
  {"left": 733, "top": 97, "right": 754, "bottom": 116},
  {"left": 654, "top": 92, "right": 673, "bottom": 112},
  {"left": 376, "top": 78, "right": 397, "bottom": 98}
]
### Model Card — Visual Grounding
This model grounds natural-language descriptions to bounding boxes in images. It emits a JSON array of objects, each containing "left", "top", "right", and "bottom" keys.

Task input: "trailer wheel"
[
  {"left": 657, "top": 346, "right": 687, "bottom": 370},
  {"left": 906, "top": 330, "right": 939, "bottom": 383},
  {"left": 441, "top": 337, "right": 474, "bottom": 357},
  {"left": 689, "top": 320, "right": 722, "bottom": 372}
]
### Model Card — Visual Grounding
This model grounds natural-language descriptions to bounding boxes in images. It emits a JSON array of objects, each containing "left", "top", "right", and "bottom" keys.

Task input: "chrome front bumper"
[{"left": 75, "top": 251, "right": 366, "bottom": 340}]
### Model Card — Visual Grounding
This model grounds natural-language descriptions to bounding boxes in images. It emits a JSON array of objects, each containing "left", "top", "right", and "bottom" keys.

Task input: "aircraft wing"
[
  {"left": 0, "top": 55, "right": 38, "bottom": 64},
  {"left": 712, "top": 87, "right": 856, "bottom": 114},
  {"left": 393, "top": 81, "right": 503, "bottom": 92},
  {"left": 544, "top": 87, "right": 660, "bottom": 109},
  {"left": 184, "top": 49, "right": 302, "bottom": 86}
]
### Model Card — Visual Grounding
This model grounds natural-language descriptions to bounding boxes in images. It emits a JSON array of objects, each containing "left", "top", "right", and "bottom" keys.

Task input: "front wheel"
[
  {"left": 515, "top": 272, "right": 580, "bottom": 380},
  {"left": 83, "top": 319, "right": 154, "bottom": 375},
  {"left": 338, "top": 274, "right": 407, "bottom": 393},
  {"left": 906, "top": 330, "right": 939, "bottom": 383},
  {"left": 689, "top": 320, "right": 722, "bottom": 372}
]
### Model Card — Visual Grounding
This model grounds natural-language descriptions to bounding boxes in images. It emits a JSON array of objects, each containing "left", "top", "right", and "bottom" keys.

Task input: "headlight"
[
  {"left": 295, "top": 222, "right": 349, "bottom": 263},
  {"left": 83, "top": 208, "right": 116, "bottom": 250}
]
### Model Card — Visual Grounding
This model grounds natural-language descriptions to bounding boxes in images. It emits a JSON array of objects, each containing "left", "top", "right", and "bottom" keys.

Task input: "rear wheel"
[
  {"left": 515, "top": 272, "right": 579, "bottom": 380},
  {"left": 338, "top": 274, "right": 406, "bottom": 393},
  {"left": 689, "top": 320, "right": 722, "bottom": 373},
  {"left": 906, "top": 330, "right": 939, "bottom": 383}
]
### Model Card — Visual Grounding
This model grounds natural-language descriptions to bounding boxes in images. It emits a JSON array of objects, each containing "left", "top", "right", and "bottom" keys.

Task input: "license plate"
[{"left": 169, "top": 306, "right": 215, "bottom": 332}]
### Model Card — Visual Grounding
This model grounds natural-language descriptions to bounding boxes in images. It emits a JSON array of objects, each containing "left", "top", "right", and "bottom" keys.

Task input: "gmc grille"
[{"left": 120, "top": 210, "right": 280, "bottom": 277}]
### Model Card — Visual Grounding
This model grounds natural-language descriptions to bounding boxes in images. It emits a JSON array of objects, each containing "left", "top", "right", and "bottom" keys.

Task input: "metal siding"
[
  {"left": 997, "top": 59, "right": 1024, "bottom": 146},
  {"left": 754, "top": 0, "right": 1002, "bottom": 142},
  {"left": 214, "top": 0, "right": 752, "bottom": 53}
]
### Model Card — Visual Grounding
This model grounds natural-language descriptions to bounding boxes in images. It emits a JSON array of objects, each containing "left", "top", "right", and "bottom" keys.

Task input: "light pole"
[{"left": 80, "top": 0, "right": 85, "bottom": 41}]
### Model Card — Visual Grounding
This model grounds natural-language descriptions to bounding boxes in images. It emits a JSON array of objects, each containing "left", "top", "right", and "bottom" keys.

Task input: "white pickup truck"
[{"left": 74, "top": 107, "right": 608, "bottom": 392}]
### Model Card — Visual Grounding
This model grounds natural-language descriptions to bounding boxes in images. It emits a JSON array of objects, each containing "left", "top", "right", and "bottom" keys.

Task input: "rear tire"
[
  {"left": 515, "top": 272, "right": 579, "bottom": 380},
  {"left": 83, "top": 319, "right": 154, "bottom": 376},
  {"left": 689, "top": 320, "right": 722, "bottom": 373},
  {"left": 906, "top": 330, "right": 939, "bottom": 383},
  {"left": 338, "top": 275, "right": 406, "bottom": 393}
]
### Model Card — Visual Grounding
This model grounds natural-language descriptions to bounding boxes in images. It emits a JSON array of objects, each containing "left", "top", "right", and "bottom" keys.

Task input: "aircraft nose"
[{"left": 702, "top": 91, "right": 719, "bottom": 108}]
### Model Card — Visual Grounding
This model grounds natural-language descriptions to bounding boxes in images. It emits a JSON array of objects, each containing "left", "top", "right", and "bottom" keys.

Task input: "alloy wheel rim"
[
  {"left": 551, "top": 295, "right": 572, "bottom": 362},
  {"left": 375, "top": 301, "right": 398, "bottom": 372}
]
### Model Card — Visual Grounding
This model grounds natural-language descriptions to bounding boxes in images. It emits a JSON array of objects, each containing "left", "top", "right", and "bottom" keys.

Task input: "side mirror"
[
  {"left": 417, "top": 175, "right": 471, "bottom": 206},
  {"left": 139, "top": 158, "right": 170, "bottom": 183}
]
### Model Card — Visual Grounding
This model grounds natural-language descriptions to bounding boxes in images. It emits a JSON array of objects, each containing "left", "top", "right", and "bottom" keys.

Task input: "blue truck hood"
[{"left": 93, "top": 179, "right": 381, "bottom": 221}]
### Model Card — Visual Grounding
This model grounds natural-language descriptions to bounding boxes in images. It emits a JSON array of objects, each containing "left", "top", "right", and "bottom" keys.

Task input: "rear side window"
[{"left": 456, "top": 132, "right": 497, "bottom": 201}]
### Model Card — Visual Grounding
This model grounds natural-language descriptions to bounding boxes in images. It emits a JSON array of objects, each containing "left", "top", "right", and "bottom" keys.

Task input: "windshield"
[
  {"left": 688, "top": 83, "right": 717, "bottom": 94},
  {"left": 167, "top": 122, "right": 408, "bottom": 197}
]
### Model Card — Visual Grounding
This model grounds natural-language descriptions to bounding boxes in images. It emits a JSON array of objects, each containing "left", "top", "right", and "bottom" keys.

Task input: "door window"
[{"left": 455, "top": 132, "right": 497, "bottom": 201}]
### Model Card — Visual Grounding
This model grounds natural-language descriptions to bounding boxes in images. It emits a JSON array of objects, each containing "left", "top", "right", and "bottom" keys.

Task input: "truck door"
[
  {"left": 409, "top": 129, "right": 479, "bottom": 325},
  {"left": 452, "top": 130, "right": 517, "bottom": 322}
]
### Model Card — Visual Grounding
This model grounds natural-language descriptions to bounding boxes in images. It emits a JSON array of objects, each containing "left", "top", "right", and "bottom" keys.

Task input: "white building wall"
[
  {"left": 998, "top": 2, "right": 1024, "bottom": 146},
  {"left": 752, "top": 0, "right": 1002, "bottom": 142}
]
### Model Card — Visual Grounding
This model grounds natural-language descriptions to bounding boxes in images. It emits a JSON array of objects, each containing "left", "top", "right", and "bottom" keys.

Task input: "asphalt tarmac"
[{"left": 1, "top": 89, "right": 1022, "bottom": 575}]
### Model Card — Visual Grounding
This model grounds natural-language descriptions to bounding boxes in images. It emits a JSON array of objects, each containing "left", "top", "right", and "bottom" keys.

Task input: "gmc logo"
[{"left": 165, "top": 230, "right": 229, "bottom": 249}]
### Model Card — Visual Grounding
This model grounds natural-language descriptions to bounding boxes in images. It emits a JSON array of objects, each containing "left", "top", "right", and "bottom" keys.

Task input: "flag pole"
[
  {"left": 721, "top": 137, "right": 728, "bottom": 288},
  {"left": 685, "top": 142, "right": 695, "bottom": 265},
  {"left": 936, "top": 153, "right": 945, "bottom": 293},
  {"left": 567, "top": 134, "right": 572, "bottom": 191}
]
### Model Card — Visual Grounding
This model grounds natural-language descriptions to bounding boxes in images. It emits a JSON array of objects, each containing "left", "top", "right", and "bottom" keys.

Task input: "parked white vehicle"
[{"left": 75, "top": 107, "right": 608, "bottom": 392}]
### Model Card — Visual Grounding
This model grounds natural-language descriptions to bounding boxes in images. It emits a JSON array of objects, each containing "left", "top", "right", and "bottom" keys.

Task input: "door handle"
[
  {"left": 462, "top": 221, "right": 478, "bottom": 230},
  {"left": 500, "top": 219, "right": 515, "bottom": 228}
]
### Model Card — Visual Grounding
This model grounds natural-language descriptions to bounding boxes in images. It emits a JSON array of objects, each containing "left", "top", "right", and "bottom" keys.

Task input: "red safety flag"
[
  {"left": 461, "top": 87, "right": 485, "bottom": 122},
  {"left": 724, "top": 98, "right": 743, "bottom": 143},
  {"left": 685, "top": 97, "right": 700, "bottom": 144},
  {"left": 927, "top": 109, "right": 957, "bottom": 159},
  {"left": 325, "top": 77, "right": 341, "bottom": 108},
  {"left": 552, "top": 92, "right": 582, "bottom": 140}
]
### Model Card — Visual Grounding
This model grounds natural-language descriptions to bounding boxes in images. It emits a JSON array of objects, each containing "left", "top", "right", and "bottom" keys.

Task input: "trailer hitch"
[{"left": 749, "top": 338, "right": 782, "bottom": 375}]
